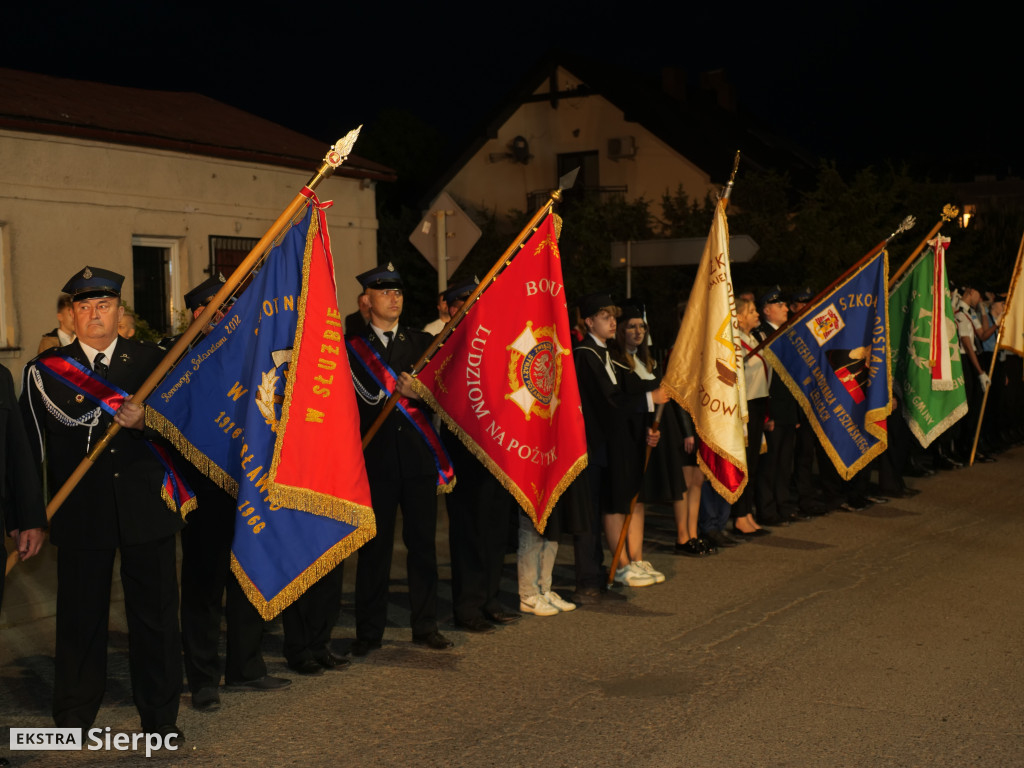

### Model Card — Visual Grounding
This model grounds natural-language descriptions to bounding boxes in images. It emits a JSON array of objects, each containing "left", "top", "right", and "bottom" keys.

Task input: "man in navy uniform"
[
  {"left": 21, "top": 267, "right": 184, "bottom": 742},
  {"left": 0, "top": 363, "right": 46, "bottom": 614},
  {"left": 172, "top": 275, "right": 292, "bottom": 711},
  {"left": 346, "top": 262, "right": 453, "bottom": 655},
  {"left": 440, "top": 278, "right": 522, "bottom": 632}
]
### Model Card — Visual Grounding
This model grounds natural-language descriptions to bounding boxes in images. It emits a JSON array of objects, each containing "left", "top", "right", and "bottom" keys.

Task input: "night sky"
[{"left": 3, "top": 2, "right": 1018, "bottom": 181}]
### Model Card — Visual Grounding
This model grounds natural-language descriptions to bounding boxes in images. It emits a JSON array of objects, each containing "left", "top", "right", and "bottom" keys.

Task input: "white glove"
[{"left": 978, "top": 372, "right": 991, "bottom": 392}]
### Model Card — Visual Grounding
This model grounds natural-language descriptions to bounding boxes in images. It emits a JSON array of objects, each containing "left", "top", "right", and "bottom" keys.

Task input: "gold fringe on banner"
[
  {"left": 231, "top": 518, "right": 376, "bottom": 620},
  {"left": 762, "top": 250, "right": 893, "bottom": 480},
  {"left": 145, "top": 407, "right": 239, "bottom": 497},
  {"left": 904, "top": 398, "right": 968, "bottom": 448},
  {"left": 409, "top": 378, "right": 587, "bottom": 534},
  {"left": 160, "top": 486, "right": 198, "bottom": 520},
  {"left": 265, "top": 209, "right": 377, "bottom": 526},
  {"left": 685, "top": 417, "right": 748, "bottom": 505}
]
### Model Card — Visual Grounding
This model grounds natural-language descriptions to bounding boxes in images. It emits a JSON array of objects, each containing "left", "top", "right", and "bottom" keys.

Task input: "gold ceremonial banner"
[
  {"left": 997, "top": 230, "right": 1024, "bottom": 358},
  {"left": 662, "top": 198, "right": 748, "bottom": 503}
]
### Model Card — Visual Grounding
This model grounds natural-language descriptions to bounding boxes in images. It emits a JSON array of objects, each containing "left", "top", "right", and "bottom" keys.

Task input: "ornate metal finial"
[
  {"left": 721, "top": 150, "right": 742, "bottom": 201},
  {"left": 325, "top": 125, "right": 363, "bottom": 168},
  {"left": 941, "top": 203, "right": 960, "bottom": 222},
  {"left": 887, "top": 215, "right": 916, "bottom": 242}
]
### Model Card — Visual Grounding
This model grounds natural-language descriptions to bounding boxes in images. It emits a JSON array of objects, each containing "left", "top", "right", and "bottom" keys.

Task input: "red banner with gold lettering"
[
  {"left": 271, "top": 195, "right": 373, "bottom": 513},
  {"left": 410, "top": 215, "right": 587, "bottom": 531}
]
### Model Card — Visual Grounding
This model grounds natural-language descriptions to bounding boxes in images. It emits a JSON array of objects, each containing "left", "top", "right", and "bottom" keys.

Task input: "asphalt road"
[{"left": 2, "top": 448, "right": 1023, "bottom": 767}]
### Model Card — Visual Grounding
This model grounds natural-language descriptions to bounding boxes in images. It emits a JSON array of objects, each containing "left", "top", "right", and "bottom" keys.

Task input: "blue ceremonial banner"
[
  {"left": 147, "top": 194, "right": 374, "bottom": 619},
  {"left": 763, "top": 249, "right": 893, "bottom": 479}
]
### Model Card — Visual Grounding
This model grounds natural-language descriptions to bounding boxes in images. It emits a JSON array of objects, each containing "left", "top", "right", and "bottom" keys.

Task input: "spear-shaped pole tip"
[
  {"left": 551, "top": 167, "right": 580, "bottom": 204},
  {"left": 558, "top": 167, "right": 580, "bottom": 192}
]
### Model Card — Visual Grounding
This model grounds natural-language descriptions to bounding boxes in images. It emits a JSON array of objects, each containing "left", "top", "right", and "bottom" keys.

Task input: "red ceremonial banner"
[
  {"left": 270, "top": 197, "right": 373, "bottom": 516},
  {"left": 411, "top": 215, "right": 587, "bottom": 531}
]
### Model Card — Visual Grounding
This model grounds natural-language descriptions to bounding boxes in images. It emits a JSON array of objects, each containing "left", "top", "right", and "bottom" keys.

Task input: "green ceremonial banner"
[{"left": 889, "top": 245, "right": 967, "bottom": 447}]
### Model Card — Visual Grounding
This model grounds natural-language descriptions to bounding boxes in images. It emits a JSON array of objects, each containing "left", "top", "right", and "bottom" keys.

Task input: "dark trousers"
[
  {"left": 759, "top": 421, "right": 796, "bottom": 519},
  {"left": 282, "top": 564, "right": 344, "bottom": 663},
  {"left": 698, "top": 484, "right": 731, "bottom": 534},
  {"left": 447, "top": 458, "right": 515, "bottom": 622},
  {"left": 573, "top": 464, "right": 607, "bottom": 590},
  {"left": 54, "top": 537, "right": 181, "bottom": 731},
  {"left": 734, "top": 397, "right": 767, "bottom": 520},
  {"left": 878, "top": 409, "right": 911, "bottom": 493},
  {"left": 180, "top": 498, "right": 267, "bottom": 690},
  {"left": 793, "top": 415, "right": 819, "bottom": 509},
  {"left": 354, "top": 472, "right": 439, "bottom": 640}
]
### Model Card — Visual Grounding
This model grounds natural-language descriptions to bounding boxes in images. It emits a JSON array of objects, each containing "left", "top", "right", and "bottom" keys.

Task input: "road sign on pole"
[{"left": 409, "top": 191, "right": 482, "bottom": 294}]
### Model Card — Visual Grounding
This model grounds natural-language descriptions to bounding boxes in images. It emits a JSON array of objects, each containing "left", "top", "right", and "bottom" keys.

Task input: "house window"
[
  {"left": 210, "top": 235, "right": 260, "bottom": 293},
  {"left": 0, "top": 224, "right": 17, "bottom": 349},
  {"left": 131, "top": 236, "right": 182, "bottom": 337},
  {"left": 210, "top": 236, "right": 259, "bottom": 279},
  {"left": 558, "top": 150, "right": 600, "bottom": 197}
]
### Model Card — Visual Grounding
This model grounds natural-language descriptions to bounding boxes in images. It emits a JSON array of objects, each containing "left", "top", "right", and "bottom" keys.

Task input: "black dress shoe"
[
  {"left": 191, "top": 686, "right": 221, "bottom": 712},
  {"left": 315, "top": 651, "right": 352, "bottom": 670},
  {"left": 225, "top": 675, "right": 292, "bottom": 691},
  {"left": 287, "top": 658, "right": 324, "bottom": 676},
  {"left": 483, "top": 609, "right": 521, "bottom": 624},
  {"left": 674, "top": 539, "right": 710, "bottom": 557},
  {"left": 756, "top": 514, "right": 788, "bottom": 527},
  {"left": 350, "top": 638, "right": 382, "bottom": 657},
  {"left": 695, "top": 537, "right": 719, "bottom": 554},
  {"left": 412, "top": 631, "right": 454, "bottom": 650},
  {"left": 454, "top": 616, "right": 496, "bottom": 633},
  {"left": 704, "top": 530, "right": 738, "bottom": 548},
  {"left": 570, "top": 587, "right": 602, "bottom": 605},
  {"left": 905, "top": 460, "right": 936, "bottom": 477}
]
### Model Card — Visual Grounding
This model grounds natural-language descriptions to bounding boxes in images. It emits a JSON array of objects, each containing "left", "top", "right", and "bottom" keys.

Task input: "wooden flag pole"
[
  {"left": 7, "top": 129, "right": 363, "bottom": 577},
  {"left": 360, "top": 168, "right": 580, "bottom": 450},
  {"left": 745, "top": 216, "right": 917, "bottom": 360},
  {"left": 609, "top": 154, "right": 740, "bottom": 585},
  {"left": 967, "top": 228, "right": 1024, "bottom": 466},
  {"left": 888, "top": 205, "right": 959, "bottom": 290},
  {"left": 607, "top": 404, "right": 665, "bottom": 586}
]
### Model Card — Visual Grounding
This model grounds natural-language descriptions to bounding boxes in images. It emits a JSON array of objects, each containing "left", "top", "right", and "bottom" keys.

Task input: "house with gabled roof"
[
  {"left": 426, "top": 54, "right": 814, "bottom": 223},
  {"left": 0, "top": 68, "right": 394, "bottom": 380}
]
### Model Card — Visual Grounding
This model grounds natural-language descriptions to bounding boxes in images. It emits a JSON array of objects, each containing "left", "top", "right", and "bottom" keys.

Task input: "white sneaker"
[
  {"left": 520, "top": 593, "right": 558, "bottom": 616},
  {"left": 614, "top": 563, "right": 657, "bottom": 587},
  {"left": 542, "top": 590, "right": 577, "bottom": 612},
  {"left": 635, "top": 560, "right": 666, "bottom": 584}
]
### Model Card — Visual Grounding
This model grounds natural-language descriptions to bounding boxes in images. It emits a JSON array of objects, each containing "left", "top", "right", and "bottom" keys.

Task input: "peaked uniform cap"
[
  {"left": 62, "top": 266, "right": 124, "bottom": 301},
  {"left": 758, "top": 285, "right": 785, "bottom": 310},
  {"left": 184, "top": 273, "right": 227, "bottom": 313},
  {"left": 356, "top": 262, "right": 403, "bottom": 289},
  {"left": 442, "top": 277, "right": 479, "bottom": 306}
]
